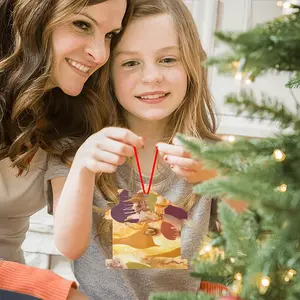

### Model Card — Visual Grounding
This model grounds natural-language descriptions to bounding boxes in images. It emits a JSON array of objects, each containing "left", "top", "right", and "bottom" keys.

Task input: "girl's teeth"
[
  {"left": 67, "top": 59, "right": 90, "bottom": 73},
  {"left": 141, "top": 94, "right": 166, "bottom": 99}
]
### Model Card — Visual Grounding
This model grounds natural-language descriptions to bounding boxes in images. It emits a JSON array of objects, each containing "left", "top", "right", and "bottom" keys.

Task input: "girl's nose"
[{"left": 141, "top": 65, "right": 164, "bottom": 84}]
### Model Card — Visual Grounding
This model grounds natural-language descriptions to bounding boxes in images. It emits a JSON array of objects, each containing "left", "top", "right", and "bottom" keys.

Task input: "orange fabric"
[
  {"left": 199, "top": 281, "right": 230, "bottom": 296},
  {"left": 0, "top": 260, "right": 77, "bottom": 300}
]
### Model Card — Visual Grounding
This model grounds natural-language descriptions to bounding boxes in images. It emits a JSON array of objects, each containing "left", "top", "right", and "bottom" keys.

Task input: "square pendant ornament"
[{"left": 105, "top": 189, "right": 188, "bottom": 269}]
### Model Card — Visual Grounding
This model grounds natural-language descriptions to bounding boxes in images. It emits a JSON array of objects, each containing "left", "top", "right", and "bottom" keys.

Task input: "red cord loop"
[{"left": 133, "top": 146, "right": 159, "bottom": 194}]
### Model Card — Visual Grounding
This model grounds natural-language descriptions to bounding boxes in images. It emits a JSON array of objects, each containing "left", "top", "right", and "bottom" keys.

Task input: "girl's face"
[
  {"left": 112, "top": 14, "right": 188, "bottom": 122},
  {"left": 50, "top": 0, "right": 127, "bottom": 96}
]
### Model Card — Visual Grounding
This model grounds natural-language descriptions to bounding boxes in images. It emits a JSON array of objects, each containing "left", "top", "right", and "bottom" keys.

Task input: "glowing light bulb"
[
  {"left": 228, "top": 135, "right": 236, "bottom": 143},
  {"left": 235, "top": 72, "right": 242, "bottom": 81},
  {"left": 277, "top": 1, "right": 284, "bottom": 6},
  {"left": 283, "top": 2, "right": 291, "bottom": 8},
  {"left": 245, "top": 79, "right": 252, "bottom": 85},
  {"left": 235, "top": 273, "right": 242, "bottom": 281},
  {"left": 273, "top": 149, "right": 286, "bottom": 162},
  {"left": 203, "top": 245, "right": 212, "bottom": 252},
  {"left": 287, "top": 269, "right": 296, "bottom": 278},
  {"left": 199, "top": 244, "right": 213, "bottom": 255},
  {"left": 261, "top": 276, "right": 271, "bottom": 287},
  {"left": 278, "top": 184, "right": 287, "bottom": 192}
]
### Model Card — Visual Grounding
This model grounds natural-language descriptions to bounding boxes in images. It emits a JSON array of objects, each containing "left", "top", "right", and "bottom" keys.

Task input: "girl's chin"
[{"left": 137, "top": 111, "right": 171, "bottom": 121}]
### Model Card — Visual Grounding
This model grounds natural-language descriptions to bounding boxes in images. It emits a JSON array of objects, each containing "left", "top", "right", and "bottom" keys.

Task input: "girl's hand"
[
  {"left": 156, "top": 137, "right": 217, "bottom": 184},
  {"left": 157, "top": 137, "right": 248, "bottom": 213},
  {"left": 74, "top": 127, "right": 144, "bottom": 174}
]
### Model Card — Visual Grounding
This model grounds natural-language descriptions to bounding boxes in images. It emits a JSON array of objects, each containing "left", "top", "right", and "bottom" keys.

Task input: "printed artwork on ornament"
[{"left": 105, "top": 189, "right": 188, "bottom": 269}]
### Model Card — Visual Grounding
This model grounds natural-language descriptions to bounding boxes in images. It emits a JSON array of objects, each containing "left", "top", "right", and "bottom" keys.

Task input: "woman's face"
[{"left": 50, "top": 0, "right": 127, "bottom": 96}]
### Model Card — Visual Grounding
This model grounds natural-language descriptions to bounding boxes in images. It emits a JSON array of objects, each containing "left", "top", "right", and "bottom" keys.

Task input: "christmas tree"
[{"left": 150, "top": 3, "right": 300, "bottom": 300}]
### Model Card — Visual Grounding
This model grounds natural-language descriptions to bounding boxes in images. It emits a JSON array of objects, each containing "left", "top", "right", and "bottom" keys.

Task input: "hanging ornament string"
[{"left": 133, "top": 146, "right": 159, "bottom": 194}]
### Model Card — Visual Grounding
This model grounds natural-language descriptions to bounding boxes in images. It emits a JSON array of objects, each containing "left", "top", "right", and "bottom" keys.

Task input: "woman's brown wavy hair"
[{"left": 0, "top": 0, "right": 133, "bottom": 171}]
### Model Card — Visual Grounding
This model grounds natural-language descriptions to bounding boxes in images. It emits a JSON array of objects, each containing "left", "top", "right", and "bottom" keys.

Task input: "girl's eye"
[
  {"left": 73, "top": 20, "right": 91, "bottom": 31},
  {"left": 160, "top": 57, "right": 177, "bottom": 64},
  {"left": 122, "top": 61, "right": 140, "bottom": 68}
]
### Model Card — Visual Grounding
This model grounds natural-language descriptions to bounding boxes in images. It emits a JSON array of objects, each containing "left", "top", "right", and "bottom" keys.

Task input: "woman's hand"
[
  {"left": 156, "top": 137, "right": 217, "bottom": 184},
  {"left": 74, "top": 127, "right": 144, "bottom": 174}
]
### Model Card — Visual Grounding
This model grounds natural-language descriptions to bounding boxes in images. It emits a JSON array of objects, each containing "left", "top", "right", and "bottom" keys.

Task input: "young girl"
[{"left": 46, "top": 0, "right": 220, "bottom": 298}]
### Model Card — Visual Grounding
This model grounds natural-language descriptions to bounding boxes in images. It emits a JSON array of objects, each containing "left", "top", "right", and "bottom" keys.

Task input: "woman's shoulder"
[
  {"left": 0, "top": 148, "right": 47, "bottom": 177},
  {"left": 0, "top": 149, "right": 47, "bottom": 214}
]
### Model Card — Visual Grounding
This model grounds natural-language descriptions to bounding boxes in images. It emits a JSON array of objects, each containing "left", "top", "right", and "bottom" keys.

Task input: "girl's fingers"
[
  {"left": 92, "top": 149, "right": 126, "bottom": 166},
  {"left": 97, "top": 138, "right": 135, "bottom": 157},
  {"left": 156, "top": 143, "right": 191, "bottom": 158},
  {"left": 169, "top": 165, "right": 196, "bottom": 177},
  {"left": 163, "top": 155, "right": 198, "bottom": 170},
  {"left": 102, "top": 127, "right": 144, "bottom": 149},
  {"left": 85, "top": 159, "right": 118, "bottom": 174}
]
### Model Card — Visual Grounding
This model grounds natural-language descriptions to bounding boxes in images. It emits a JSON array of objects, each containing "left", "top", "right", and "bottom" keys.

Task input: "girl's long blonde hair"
[{"left": 95, "top": 0, "right": 220, "bottom": 245}]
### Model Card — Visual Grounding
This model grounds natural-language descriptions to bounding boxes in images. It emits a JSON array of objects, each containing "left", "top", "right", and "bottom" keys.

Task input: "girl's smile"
[{"left": 135, "top": 91, "right": 171, "bottom": 104}]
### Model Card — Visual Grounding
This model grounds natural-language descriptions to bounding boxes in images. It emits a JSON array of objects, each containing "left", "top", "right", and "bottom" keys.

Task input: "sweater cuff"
[{"left": 0, "top": 260, "right": 77, "bottom": 300}]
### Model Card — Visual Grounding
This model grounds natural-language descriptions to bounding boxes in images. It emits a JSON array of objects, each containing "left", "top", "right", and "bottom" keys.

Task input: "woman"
[{"left": 0, "top": 0, "right": 132, "bottom": 298}]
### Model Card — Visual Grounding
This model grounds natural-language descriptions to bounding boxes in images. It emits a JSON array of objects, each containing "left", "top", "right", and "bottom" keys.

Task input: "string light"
[
  {"left": 277, "top": 1, "right": 284, "bottom": 6},
  {"left": 202, "top": 245, "right": 212, "bottom": 253},
  {"left": 235, "top": 72, "right": 243, "bottom": 81},
  {"left": 230, "top": 272, "right": 243, "bottom": 296},
  {"left": 276, "top": 184, "right": 287, "bottom": 192},
  {"left": 235, "top": 273, "right": 242, "bottom": 281},
  {"left": 287, "top": 269, "right": 297, "bottom": 277},
  {"left": 283, "top": 2, "right": 291, "bottom": 8},
  {"left": 261, "top": 276, "right": 271, "bottom": 287},
  {"left": 228, "top": 135, "right": 236, "bottom": 143},
  {"left": 273, "top": 149, "right": 286, "bottom": 162},
  {"left": 285, "top": 269, "right": 297, "bottom": 281},
  {"left": 232, "top": 61, "right": 240, "bottom": 69},
  {"left": 222, "top": 135, "right": 236, "bottom": 143},
  {"left": 245, "top": 78, "right": 252, "bottom": 85},
  {"left": 230, "top": 257, "right": 235, "bottom": 263},
  {"left": 258, "top": 276, "right": 271, "bottom": 295}
]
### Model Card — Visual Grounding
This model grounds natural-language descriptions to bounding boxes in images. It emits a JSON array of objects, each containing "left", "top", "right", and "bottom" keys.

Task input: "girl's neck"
[
  {"left": 126, "top": 113, "right": 169, "bottom": 177},
  {"left": 126, "top": 113, "right": 168, "bottom": 141}
]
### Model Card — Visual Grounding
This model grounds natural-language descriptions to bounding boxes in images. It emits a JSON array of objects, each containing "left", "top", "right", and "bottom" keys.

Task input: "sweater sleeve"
[
  {"left": 44, "top": 155, "right": 71, "bottom": 215},
  {"left": 0, "top": 260, "right": 77, "bottom": 300}
]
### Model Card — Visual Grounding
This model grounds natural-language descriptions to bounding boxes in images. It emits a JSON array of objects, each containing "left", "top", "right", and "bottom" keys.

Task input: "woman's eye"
[
  {"left": 122, "top": 61, "right": 139, "bottom": 68},
  {"left": 73, "top": 21, "right": 91, "bottom": 31},
  {"left": 106, "top": 31, "right": 118, "bottom": 40},
  {"left": 160, "top": 57, "right": 177, "bottom": 64}
]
